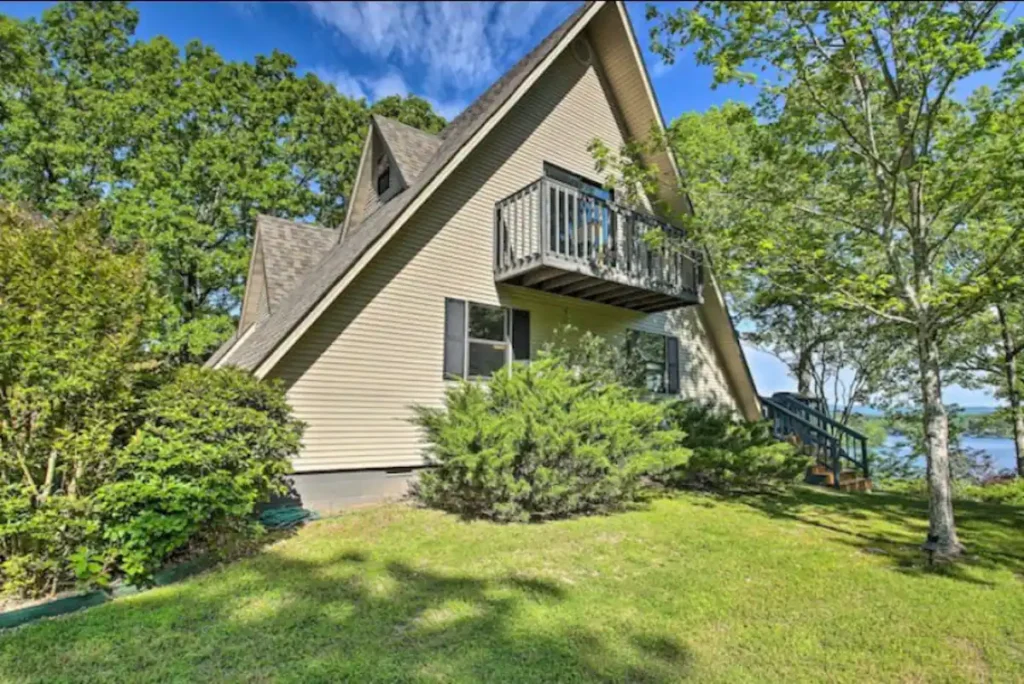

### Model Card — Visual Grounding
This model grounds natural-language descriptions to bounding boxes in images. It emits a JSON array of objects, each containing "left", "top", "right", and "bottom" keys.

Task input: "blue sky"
[{"left": 0, "top": 1, "right": 999, "bottom": 406}]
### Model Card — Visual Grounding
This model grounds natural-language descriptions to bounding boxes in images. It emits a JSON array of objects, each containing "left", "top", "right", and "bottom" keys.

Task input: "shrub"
[
  {"left": 1, "top": 366, "right": 303, "bottom": 596},
  {"left": 93, "top": 366, "right": 304, "bottom": 585},
  {"left": 0, "top": 205, "right": 305, "bottom": 596},
  {"left": 958, "top": 479, "right": 1024, "bottom": 506},
  {"left": 877, "top": 477, "right": 1024, "bottom": 506},
  {"left": 541, "top": 324, "right": 646, "bottom": 388},
  {"left": 663, "top": 401, "right": 809, "bottom": 490},
  {"left": 413, "top": 359, "right": 690, "bottom": 522},
  {"left": 0, "top": 487, "right": 97, "bottom": 596},
  {"left": 0, "top": 206, "right": 154, "bottom": 596},
  {"left": 0, "top": 204, "right": 156, "bottom": 508}
]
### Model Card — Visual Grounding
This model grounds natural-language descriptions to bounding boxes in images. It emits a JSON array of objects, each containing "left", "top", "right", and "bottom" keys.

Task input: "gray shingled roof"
[
  {"left": 218, "top": 2, "right": 593, "bottom": 372},
  {"left": 373, "top": 115, "right": 441, "bottom": 185},
  {"left": 257, "top": 215, "right": 338, "bottom": 309}
]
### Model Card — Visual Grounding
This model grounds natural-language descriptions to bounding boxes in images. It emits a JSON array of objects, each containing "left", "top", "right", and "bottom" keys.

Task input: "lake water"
[{"left": 883, "top": 434, "right": 1018, "bottom": 474}]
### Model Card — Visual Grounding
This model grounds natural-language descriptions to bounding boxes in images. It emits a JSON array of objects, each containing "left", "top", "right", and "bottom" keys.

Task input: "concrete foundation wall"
[{"left": 281, "top": 468, "right": 420, "bottom": 515}]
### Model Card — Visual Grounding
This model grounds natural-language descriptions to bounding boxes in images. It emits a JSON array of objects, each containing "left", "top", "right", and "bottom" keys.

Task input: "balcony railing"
[{"left": 494, "top": 176, "right": 702, "bottom": 312}]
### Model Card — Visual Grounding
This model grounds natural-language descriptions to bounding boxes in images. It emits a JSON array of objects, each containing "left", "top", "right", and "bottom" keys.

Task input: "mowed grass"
[{"left": 2, "top": 488, "right": 1023, "bottom": 683}]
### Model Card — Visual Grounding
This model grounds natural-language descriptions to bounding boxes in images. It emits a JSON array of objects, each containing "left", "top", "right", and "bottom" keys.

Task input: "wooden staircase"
[
  {"left": 761, "top": 393, "right": 872, "bottom": 492},
  {"left": 805, "top": 462, "right": 872, "bottom": 492}
]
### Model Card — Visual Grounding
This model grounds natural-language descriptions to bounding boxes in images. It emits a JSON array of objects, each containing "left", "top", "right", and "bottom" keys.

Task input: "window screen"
[
  {"left": 627, "top": 330, "right": 681, "bottom": 394},
  {"left": 444, "top": 299, "right": 530, "bottom": 379}
]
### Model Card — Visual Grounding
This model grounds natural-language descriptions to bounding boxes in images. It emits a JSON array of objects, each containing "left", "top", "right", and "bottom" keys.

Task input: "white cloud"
[
  {"left": 649, "top": 58, "right": 677, "bottom": 79},
  {"left": 315, "top": 67, "right": 466, "bottom": 121},
  {"left": 426, "top": 96, "right": 467, "bottom": 121},
  {"left": 364, "top": 72, "right": 410, "bottom": 101},
  {"left": 305, "top": 1, "right": 561, "bottom": 88},
  {"left": 318, "top": 68, "right": 368, "bottom": 100},
  {"left": 315, "top": 68, "right": 408, "bottom": 101}
]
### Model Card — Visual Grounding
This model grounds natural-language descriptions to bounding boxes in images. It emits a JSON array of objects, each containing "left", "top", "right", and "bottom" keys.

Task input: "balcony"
[{"left": 494, "top": 177, "right": 703, "bottom": 312}]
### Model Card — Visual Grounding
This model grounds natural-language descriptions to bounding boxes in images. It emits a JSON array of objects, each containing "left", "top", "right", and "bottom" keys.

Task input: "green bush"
[
  {"left": 413, "top": 359, "right": 690, "bottom": 522},
  {"left": 877, "top": 477, "right": 1024, "bottom": 506},
  {"left": 663, "top": 401, "right": 810, "bottom": 490},
  {"left": 0, "top": 487, "right": 98, "bottom": 596},
  {"left": 958, "top": 479, "right": 1024, "bottom": 506},
  {"left": 541, "top": 324, "right": 646, "bottom": 388},
  {"left": 92, "top": 366, "right": 304, "bottom": 585},
  {"left": 1, "top": 366, "right": 303, "bottom": 596},
  {"left": 0, "top": 205, "right": 305, "bottom": 597}
]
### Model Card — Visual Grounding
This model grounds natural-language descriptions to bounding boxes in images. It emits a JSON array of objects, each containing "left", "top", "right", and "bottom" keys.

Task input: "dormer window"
[{"left": 376, "top": 153, "right": 390, "bottom": 195}]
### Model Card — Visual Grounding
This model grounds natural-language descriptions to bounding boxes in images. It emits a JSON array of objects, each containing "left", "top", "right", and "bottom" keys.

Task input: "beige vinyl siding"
[
  {"left": 345, "top": 129, "right": 402, "bottom": 241},
  {"left": 238, "top": 236, "right": 268, "bottom": 331},
  {"left": 271, "top": 45, "right": 741, "bottom": 473},
  {"left": 501, "top": 286, "right": 738, "bottom": 410}
]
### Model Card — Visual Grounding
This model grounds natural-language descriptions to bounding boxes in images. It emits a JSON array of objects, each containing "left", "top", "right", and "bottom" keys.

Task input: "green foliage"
[
  {"left": 0, "top": 216, "right": 302, "bottom": 596},
  {"left": 607, "top": 1, "right": 1024, "bottom": 553},
  {"left": 877, "top": 477, "right": 1024, "bottom": 507},
  {"left": 0, "top": 2, "right": 448, "bottom": 361},
  {"left": 412, "top": 359, "right": 689, "bottom": 522},
  {"left": 958, "top": 479, "right": 1024, "bottom": 506},
  {"left": 91, "top": 366, "right": 303, "bottom": 585},
  {"left": 1, "top": 365, "right": 302, "bottom": 596},
  {"left": 0, "top": 204, "right": 156, "bottom": 502},
  {"left": 539, "top": 324, "right": 647, "bottom": 390},
  {"left": 370, "top": 94, "right": 447, "bottom": 134},
  {"left": 662, "top": 401, "right": 810, "bottom": 490},
  {"left": 0, "top": 487, "right": 97, "bottom": 596}
]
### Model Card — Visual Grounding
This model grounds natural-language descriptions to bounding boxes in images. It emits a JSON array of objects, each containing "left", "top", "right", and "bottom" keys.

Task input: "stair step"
[
  {"left": 804, "top": 465, "right": 872, "bottom": 491},
  {"left": 837, "top": 478, "right": 872, "bottom": 493}
]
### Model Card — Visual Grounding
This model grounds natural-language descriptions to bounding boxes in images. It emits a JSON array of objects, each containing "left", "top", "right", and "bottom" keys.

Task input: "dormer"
[{"left": 342, "top": 115, "right": 440, "bottom": 240}]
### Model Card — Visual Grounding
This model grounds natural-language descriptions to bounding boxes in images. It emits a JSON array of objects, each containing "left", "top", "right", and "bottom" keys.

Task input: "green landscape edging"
[
  {"left": 1, "top": 505, "right": 317, "bottom": 632},
  {"left": 0, "top": 554, "right": 219, "bottom": 632}
]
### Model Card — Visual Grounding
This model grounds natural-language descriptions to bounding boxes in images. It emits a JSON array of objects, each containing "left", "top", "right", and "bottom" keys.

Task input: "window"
[
  {"left": 544, "top": 163, "right": 615, "bottom": 259},
  {"left": 543, "top": 162, "right": 613, "bottom": 201},
  {"left": 376, "top": 153, "right": 390, "bottom": 195},
  {"left": 627, "top": 330, "right": 681, "bottom": 394},
  {"left": 467, "top": 303, "right": 508, "bottom": 377},
  {"left": 444, "top": 299, "right": 530, "bottom": 379}
]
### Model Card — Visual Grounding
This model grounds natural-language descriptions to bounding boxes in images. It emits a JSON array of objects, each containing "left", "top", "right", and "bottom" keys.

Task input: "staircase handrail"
[
  {"left": 770, "top": 395, "right": 868, "bottom": 442},
  {"left": 759, "top": 395, "right": 869, "bottom": 480}
]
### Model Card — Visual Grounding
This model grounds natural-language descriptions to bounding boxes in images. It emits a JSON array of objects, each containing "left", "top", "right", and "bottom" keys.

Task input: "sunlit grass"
[{"left": 2, "top": 487, "right": 1022, "bottom": 682}]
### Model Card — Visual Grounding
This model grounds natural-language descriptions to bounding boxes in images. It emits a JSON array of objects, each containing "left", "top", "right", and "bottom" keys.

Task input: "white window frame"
[
  {"left": 628, "top": 329, "right": 669, "bottom": 394},
  {"left": 464, "top": 302, "right": 512, "bottom": 379}
]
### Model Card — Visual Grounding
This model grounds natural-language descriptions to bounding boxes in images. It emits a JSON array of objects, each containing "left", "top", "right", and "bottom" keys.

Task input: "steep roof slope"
[
  {"left": 215, "top": 2, "right": 595, "bottom": 373},
  {"left": 257, "top": 215, "right": 338, "bottom": 309},
  {"left": 372, "top": 115, "right": 442, "bottom": 185}
]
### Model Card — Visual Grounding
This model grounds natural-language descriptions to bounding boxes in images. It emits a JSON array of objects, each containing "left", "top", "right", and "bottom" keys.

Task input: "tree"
[
  {"left": 605, "top": 102, "right": 894, "bottom": 422},
  {"left": 948, "top": 302, "right": 1024, "bottom": 475},
  {"left": 0, "top": 204, "right": 156, "bottom": 502},
  {"left": 0, "top": 2, "right": 448, "bottom": 361},
  {"left": 370, "top": 94, "right": 447, "bottom": 134},
  {"left": 632, "top": 1, "right": 1024, "bottom": 557}
]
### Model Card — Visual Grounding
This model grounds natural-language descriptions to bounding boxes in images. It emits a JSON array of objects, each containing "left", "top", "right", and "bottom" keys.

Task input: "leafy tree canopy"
[
  {"left": 0, "top": 1, "right": 448, "bottom": 361},
  {"left": 594, "top": 1, "right": 1024, "bottom": 557}
]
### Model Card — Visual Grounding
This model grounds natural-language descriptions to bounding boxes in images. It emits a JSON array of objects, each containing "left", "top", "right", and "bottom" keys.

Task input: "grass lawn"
[{"left": 2, "top": 488, "right": 1023, "bottom": 683}]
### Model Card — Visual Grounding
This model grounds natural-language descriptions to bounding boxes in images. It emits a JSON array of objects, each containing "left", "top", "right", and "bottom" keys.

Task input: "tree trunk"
[
  {"left": 917, "top": 324, "right": 963, "bottom": 558},
  {"left": 796, "top": 345, "right": 815, "bottom": 396},
  {"left": 996, "top": 305, "right": 1024, "bottom": 477}
]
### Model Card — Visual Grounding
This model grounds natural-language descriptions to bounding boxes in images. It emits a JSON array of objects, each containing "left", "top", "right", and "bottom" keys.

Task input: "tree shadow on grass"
[
  {"left": 0, "top": 540, "right": 694, "bottom": 683},
  {"left": 726, "top": 487, "right": 1024, "bottom": 584}
]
